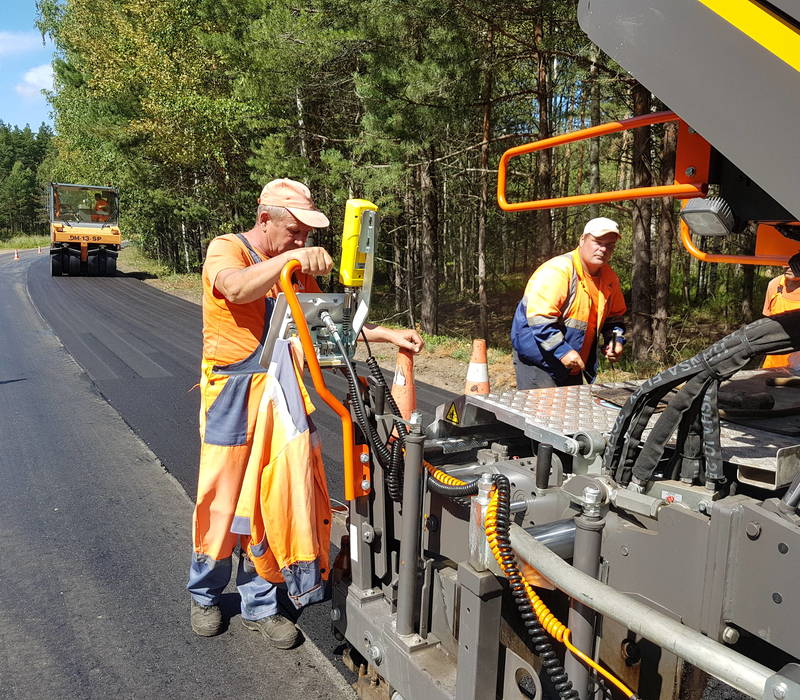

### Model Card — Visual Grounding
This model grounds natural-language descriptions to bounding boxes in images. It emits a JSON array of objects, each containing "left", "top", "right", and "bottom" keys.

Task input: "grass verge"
[{"left": 0, "top": 235, "right": 50, "bottom": 250}]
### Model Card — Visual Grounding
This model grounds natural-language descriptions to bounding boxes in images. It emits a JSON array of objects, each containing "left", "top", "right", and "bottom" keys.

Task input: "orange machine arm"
[
  {"left": 497, "top": 111, "right": 708, "bottom": 212},
  {"left": 680, "top": 220, "right": 788, "bottom": 267},
  {"left": 279, "top": 260, "right": 368, "bottom": 501}
]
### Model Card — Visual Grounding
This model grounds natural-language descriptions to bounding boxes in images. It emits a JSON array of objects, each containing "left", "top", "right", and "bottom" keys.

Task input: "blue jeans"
[{"left": 188, "top": 552, "right": 279, "bottom": 621}]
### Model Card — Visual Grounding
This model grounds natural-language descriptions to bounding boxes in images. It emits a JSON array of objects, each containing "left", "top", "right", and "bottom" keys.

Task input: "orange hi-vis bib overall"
[
  {"left": 191, "top": 233, "right": 330, "bottom": 608},
  {"left": 763, "top": 274, "right": 800, "bottom": 369}
]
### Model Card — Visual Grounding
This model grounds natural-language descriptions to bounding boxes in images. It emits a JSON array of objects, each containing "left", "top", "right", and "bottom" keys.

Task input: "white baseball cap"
[{"left": 583, "top": 217, "right": 620, "bottom": 237}]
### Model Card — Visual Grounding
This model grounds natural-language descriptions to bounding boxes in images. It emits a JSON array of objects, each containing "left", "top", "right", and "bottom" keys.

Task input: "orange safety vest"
[{"left": 763, "top": 274, "right": 800, "bottom": 369}]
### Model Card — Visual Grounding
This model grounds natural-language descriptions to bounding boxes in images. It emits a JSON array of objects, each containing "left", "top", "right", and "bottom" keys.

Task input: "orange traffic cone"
[
  {"left": 390, "top": 348, "right": 416, "bottom": 422},
  {"left": 13, "top": 249, "right": 19, "bottom": 261},
  {"left": 465, "top": 339, "right": 490, "bottom": 395}
]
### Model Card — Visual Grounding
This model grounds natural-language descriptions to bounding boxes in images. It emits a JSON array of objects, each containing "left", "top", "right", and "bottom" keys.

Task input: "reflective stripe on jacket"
[{"left": 511, "top": 248, "right": 626, "bottom": 383}]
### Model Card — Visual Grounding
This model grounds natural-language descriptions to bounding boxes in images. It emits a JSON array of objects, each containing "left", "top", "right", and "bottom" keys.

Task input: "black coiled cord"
[
  {"left": 492, "top": 474, "right": 579, "bottom": 699},
  {"left": 364, "top": 354, "right": 408, "bottom": 501}
]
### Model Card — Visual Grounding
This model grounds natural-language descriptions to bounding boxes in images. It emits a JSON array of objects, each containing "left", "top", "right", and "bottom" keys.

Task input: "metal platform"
[{"left": 467, "top": 372, "right": 800, "bottom": 489}]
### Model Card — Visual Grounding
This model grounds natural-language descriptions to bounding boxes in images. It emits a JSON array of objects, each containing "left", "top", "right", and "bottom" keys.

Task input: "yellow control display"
[{"left": 339, "top": 198, "right": 378, "bottom": 287}]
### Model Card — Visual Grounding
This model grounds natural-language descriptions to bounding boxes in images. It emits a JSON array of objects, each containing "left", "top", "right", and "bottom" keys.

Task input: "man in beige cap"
[
  {"left": 511, "top": 216, "right": 627, "bottom": 389},
  {"left": 188, "top": 178, "right": 423, "bottom": 648}
]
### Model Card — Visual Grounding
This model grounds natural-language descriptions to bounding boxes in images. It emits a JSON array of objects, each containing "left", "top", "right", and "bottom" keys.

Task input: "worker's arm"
[
  {"left": 601, "top": 276, "right": 627, "bottom": 362},
  {"left": 215, "top": 247, "right": 333, "bottom": 304},
  {"left": 362, "top": 324, "right": 424, "bottom": 353},
  {"left": 762, "top": 278, "right": 780, "bottom": 316},
  {"left": 523, "top": 263, "right": 575, "bottom": 361}
]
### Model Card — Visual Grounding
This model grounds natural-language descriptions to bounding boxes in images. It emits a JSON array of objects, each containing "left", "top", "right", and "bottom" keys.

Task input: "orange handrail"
[
  {"left": 679, "top": 219, "right": 786, "bottom": 267},
  {"left": 278, "top": 260, "right": 364, "bottom": 501},
  {"left": 497, "top": 111, "right": 706, "bottom": 212}
]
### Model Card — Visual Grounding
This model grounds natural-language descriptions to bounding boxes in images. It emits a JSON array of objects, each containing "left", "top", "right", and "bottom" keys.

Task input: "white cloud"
[
  {"left": 0, "top": 31, "right": 44, "bottom": 57},
  {"left": 15, "top": 63, "right": 54, "bottom": 98}
]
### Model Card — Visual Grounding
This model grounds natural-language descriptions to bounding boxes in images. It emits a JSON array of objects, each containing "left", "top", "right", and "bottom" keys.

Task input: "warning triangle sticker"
[{"left": 446, "top": 402, "right": 459, "bottom": 424}]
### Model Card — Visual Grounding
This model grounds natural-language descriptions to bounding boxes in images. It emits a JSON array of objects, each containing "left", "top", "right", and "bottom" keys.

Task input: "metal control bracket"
[{"left": 259, "top": 292, "right": 356, "bottom": 369}]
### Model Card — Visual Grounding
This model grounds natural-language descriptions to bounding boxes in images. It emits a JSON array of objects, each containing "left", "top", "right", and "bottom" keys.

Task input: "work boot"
[
  {"left": 191, "top": 600, "right": 223, "bottom": 637},
  {"left": 241, "top": 613, "right": 299, "bottom": 649}
]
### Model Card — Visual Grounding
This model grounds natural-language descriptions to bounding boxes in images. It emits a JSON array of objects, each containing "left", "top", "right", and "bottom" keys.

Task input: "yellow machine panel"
[{"left": 339, "top": 198, "right": 378, "bottom": 288}]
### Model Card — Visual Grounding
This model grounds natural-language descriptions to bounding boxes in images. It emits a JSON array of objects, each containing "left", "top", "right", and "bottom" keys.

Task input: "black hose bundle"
[
  {"left": 604, "top": 312, "right": 800, "bottom": 488},
  {"left": 491, "top": 474, "right": 579, "bottom": 699},
  {"left": 364, "top": 355, "right": 407, "bottom": 501}
]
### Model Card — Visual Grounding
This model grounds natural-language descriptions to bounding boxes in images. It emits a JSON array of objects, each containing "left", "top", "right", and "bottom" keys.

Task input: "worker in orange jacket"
[
  {"left": 92, "top": 193, "right": 110, "bottom": 222},
  {"left": 762, "top": 253, "right": 800, "bottom": 369},
  {"left": 511, "top": 217, "right": 627, "bottom": 389},
  {"left": 188, "top": 178, "right": 423, "bottom": 649}
]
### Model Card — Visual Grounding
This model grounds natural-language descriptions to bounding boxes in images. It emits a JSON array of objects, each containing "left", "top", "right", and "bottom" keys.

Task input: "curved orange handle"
[
  {"left": 278, "top": 260, "right": 365, "bottom": 501},
  {"left": 497, "top": 111, "right": 706, "bottom": 212},
  {"left": 679, "top": 219, "right": 786, "bottom": 267}
]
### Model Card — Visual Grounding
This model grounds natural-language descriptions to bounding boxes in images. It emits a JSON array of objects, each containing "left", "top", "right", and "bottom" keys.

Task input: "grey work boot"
[
  {"left": 241, "top": 613, "right": 299, "bottom": 649},
  {"left": 191, "top": 600, "right": 223, "bottom": 637}
]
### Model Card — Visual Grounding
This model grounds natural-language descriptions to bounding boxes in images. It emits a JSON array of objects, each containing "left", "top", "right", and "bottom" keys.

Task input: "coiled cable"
[{"left": 485, "top": 476, "right": 637, "bottom": 700}]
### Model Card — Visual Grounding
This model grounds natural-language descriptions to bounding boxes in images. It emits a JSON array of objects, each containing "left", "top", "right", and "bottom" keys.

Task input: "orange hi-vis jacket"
[
  {"left": 511, "top": 248, "right": 626, "bottom": 383},
  {"left": 231, "top": 337, "right": 331, "bottom": 606},
  {"left": 763, "top": 274, "right": 800, "bottom": 369},
  {"left": 193, "top": 233, "right": 330, "bottom": 608}
]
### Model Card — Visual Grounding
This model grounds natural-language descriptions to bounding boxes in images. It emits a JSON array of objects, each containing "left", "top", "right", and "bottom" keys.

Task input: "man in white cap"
[
  {"left": 188, "top": 178, "right": 423, "bottom": 648},
  {"left": 510, "top": 216, "right": 627, "bottom": 389}
]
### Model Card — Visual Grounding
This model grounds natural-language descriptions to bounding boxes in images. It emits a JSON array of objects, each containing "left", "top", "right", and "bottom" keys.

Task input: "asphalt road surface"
[{"left": 2, "top": 249, "right": 453, "bottom": 699}]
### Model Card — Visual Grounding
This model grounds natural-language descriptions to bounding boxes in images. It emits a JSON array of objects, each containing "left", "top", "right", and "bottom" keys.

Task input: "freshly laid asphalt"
[{"left": 2, "top": 250, "right": 452, "bottom": 699}]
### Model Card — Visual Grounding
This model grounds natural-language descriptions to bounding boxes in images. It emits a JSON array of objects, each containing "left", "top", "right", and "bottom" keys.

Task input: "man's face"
[
  {"left": 579, "top": 232, "right": 619, "bottom": 268},
  {"left": 263, "top": 210, "right": 313, "bottom": 254}
]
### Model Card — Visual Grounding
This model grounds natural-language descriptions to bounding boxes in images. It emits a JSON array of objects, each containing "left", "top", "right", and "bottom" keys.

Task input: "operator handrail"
[
  {"left": 278, "top": 260, "right": 362, "bottom": 501},
  {"left": 497, "top": 111, "right": 706, "bottom": 212},
  {"left": 680, "top": 219, "right": 787, "bottom": 267}
]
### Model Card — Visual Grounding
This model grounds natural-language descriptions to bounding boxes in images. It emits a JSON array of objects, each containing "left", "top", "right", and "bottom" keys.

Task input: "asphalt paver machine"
[{"left": 265, "top": 3, "right": 800, "bottom": 698}]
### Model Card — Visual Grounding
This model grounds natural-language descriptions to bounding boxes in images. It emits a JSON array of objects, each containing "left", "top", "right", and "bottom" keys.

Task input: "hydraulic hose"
[
  {"left": 605, "top": 313, "right": 800, "bottom": 487},
  {"left": 486, "top": 475, "right": 579, "bottom": 699},
  {"left": 485, "top": 477, "right": 637, "bottom": 700},
  {"left": 364, "top": 354, "right": 407, "bottom": 501}
]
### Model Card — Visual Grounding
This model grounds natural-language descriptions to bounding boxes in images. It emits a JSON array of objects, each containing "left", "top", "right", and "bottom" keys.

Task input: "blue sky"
[{"left": 1, "top": 1, "right": 56, "bottom": 129}]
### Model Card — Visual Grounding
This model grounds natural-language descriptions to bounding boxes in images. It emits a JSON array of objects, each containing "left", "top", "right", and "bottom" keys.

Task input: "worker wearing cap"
[
  {"left": 188, "top": 178, "right": 423, "bottom": 648},
  {"left": 511, "top": 217, "right": 627, "bottom": 389},
  {"left": 762, "top": 253, "right": 800, "bottom": 369}
]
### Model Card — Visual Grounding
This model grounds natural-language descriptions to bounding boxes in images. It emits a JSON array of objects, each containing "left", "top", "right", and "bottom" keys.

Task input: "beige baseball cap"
[
  {"left": 583, "top": 217, "right": 620, "bottom": 237},
  {"left": 258, "top": 178, "right": 330, "bottom": 229}
]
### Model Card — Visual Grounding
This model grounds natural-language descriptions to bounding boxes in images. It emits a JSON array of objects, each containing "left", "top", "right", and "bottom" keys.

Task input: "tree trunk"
[
  {"left": 630, "top": 81, "right": 653, "bottom": 361},
  {"left": 652, "top": 120, "right": 677, "bottom": 361},
  {"left": 403, "top": 177, "right": 417, "bottom": 327},
  {"left": 477, "top": 26, "right": 493, "bottom": 341},
  {"left": 420, "top": 157, "right": 438, "bottom": 334},
  {"left": 534, "top": 10, "right": 553, "bottom": 260},
  {"left": 588, "top": 44, "right": 602, "bottom": 219}
]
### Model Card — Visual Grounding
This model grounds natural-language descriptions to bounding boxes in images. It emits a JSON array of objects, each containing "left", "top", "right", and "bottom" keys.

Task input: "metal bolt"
[
  {"left": 361, "top": 479, "right": 371, "bottom": 492},
  {"left": 746, "top": 521, "right": 761, "bottom": 539},
  {"left": 359, "top": 453, "right": 370, "bottom": 464},
  {"left": 368, "top": 644, "right": 383, "bottom": 663},
  {"left": 721, "top": 626, "right": 739, "bottom": 645},
  {"left": 410, "top": 410, "right": 423, "bottom": 429},
  {"left": 583, "top": 485, "right": 602, "bottom": 517},
  {"left": 685, "top": 166, "right": 696, "bottom": 176},
  {"left": 773, "top": 682, "right": 787, "bottom": 699},
  {"left": 621, "top": 545, "right": 630, "bottom": 557},
  {"left": 698, "top": 500, "right": 712, "bottom": 515},
  {"left": 330, "top": 607, "right": 341, "bottom": 622}
]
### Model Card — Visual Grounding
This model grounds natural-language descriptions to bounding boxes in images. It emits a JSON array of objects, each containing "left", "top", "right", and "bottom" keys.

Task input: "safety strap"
[{"left": 235, "top": 232, "right": 263, "bottom": 265}]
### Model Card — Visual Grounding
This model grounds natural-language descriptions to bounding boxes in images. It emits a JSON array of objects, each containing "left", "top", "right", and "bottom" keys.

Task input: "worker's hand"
[
  {"left": 381, "top": 327, "right": 425, "bottom": 353},
  {"left": 603, "top": 341, "right": 624, "bottom": 363},
  {"left": 559, "top": 349, "right": 585, "bottom": 375},
  {"left": 283, "top": 247, "right": 333, "bottom": 276}
]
